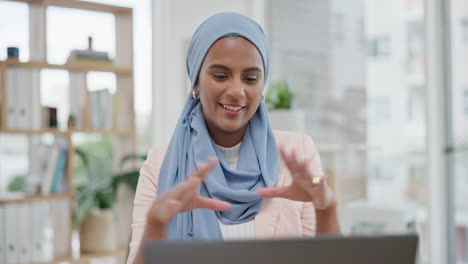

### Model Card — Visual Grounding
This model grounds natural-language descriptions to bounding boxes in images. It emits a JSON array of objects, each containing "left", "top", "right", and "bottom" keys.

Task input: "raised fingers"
[
  {"left": 149, "top": 199, "right": 183, "bottom": 225},
  {"left": 191, "top": 157, "right": 218, "bottom": 180},
  {"left": 279, "top": 146, "right": 309, "bottom": 176},
  {"left": 257, "top": 186, "right": 290, "bottom": 198},
  {"left": 279, "top": 145, "right": 300, "bottom": 173},
  {"left": 162, "top": 174, "right": 201, "bottom": 201},
  {"left": 163, "top": 157, "right": 217, "bottom": 200},
  {"left": 147, "top": 158, "right": 223, "bottom": 226},
  {"left": 178, "top": 158, "right": 218, "bottom": 204},
  {"left": 193, "top": 196, "right": 230, "bottom": 211},
  {"left": 176, "top": 177, "right": 203, "bottom": 208},
  {"left": 165, "top": 157, "right": 224, "bottom": 211},
  {"left": 279, "top": 145, "right": 322, "bottom": 185}
]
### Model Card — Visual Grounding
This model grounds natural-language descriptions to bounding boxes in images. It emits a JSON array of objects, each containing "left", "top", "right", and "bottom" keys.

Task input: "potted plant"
[
  {"left": 74, "top": 137, "right": 145, "bottom": 253},
  {"left": 265, "top": 81, "right": 305, "bottom": 133}
]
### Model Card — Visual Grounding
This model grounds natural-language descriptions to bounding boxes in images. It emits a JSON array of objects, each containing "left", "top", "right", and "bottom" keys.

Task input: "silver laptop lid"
[{"left": 144, "top": 234, "right": 418, "bottom": 264}]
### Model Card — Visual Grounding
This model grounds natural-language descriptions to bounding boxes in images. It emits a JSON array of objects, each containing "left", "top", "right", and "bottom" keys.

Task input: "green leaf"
[
  {"left": 113, "top": 171, "right": 140, "bottom": 192},
  {"left": 95, "top": 189, "right": 114, "bottom": 209},
  {"left": 7, "top": 174, "right": 26, "bottom": 191},
  {"left": 119, "top": 154, "right": 147, "bottom": 170},
  {"left": 265, "top": 81, "right": 293, "bottom": 110},
  {"left": 445, "top": 145, "right": 468, "bottom": 154},
  {"left": 75, "top": 147, "right": 90, "bottom": 170},
  {"left": 73, "top": 136, "right": 144, "bottom": 226}
]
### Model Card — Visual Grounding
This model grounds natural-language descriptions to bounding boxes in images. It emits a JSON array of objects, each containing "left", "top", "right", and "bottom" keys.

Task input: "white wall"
[{"left": 151, "top": 0, "right": 266, "bottom": 146}]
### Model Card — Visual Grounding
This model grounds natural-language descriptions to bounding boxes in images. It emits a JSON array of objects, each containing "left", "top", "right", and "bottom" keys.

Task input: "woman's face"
[{"left": 195, "top": 36, "right": 264, "bottom": 147}]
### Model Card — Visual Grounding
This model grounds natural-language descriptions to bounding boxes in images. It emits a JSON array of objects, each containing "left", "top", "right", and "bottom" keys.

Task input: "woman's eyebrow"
[
  {"left": 208, "top": 64, "right": 230, "bottom": 71},
  {"left": 208, "top": 65, "right": 262, "bottom": 73},
  {"left": 243, "top": 67, "right": 262, "bottom": 73}
]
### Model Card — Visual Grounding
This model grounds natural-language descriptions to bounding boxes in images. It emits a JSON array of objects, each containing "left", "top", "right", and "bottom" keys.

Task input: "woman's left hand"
[{"left": 257, "top": 145, "right": 336, "bottom": 210}]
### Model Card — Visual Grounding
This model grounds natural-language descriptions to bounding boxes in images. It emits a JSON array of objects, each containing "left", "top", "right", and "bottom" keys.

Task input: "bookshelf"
[
  {"left": 30, "top": 247, "right": 128, "bottom": 264},
  {"left": 0, "top": 193, "right": 72, "bottom": 204},
  {"left": 0, "top": 0, "right": 135, "bottom": 263},
  {"left": 0, "top": 60, "right": 133, "bottom": 74},
  {"left": 0, "top": 128, "right": 135, "bottom": 136}
]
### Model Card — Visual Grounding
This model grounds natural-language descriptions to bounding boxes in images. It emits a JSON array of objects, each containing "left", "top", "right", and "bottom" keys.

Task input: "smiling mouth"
[{"left": 220, "top": 103, "right": 245, "bottom": 112}]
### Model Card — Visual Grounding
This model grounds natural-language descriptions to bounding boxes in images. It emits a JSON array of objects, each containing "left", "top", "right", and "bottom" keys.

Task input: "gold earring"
[{"left": 192, "top": 89, "right": 200, "bottom": 99}]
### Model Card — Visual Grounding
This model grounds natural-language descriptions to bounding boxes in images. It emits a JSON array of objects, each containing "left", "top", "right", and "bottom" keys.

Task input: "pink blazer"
[{"left": 126, "top": 130, "right": 324, "bottom": 264}]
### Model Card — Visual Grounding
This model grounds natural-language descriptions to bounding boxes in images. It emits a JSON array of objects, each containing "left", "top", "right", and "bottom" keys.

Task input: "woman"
[{"left": 127, "top": 12, "right": 339, "bottom": 264}]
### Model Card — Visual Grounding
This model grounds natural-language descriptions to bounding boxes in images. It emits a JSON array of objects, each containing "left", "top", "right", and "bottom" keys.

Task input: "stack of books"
[
  {"left": 0, "top": 199, "right": 71, "bottom": 263},
  {"left": 90, "top": 89, "right": 120, "bottom": 130},
  {"left": 5, "top": 67, "right": 60, "bottom": 130},
  {"left": 26, "top": 141, "right": 68, "bottom": 195},
  {"left": 5, "top": 67, "right": 42, "bottom": 130}
]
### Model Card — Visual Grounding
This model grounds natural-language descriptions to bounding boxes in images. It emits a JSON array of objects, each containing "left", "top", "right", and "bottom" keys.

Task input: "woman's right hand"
[{"left": 145, "top": 157, "right": 230, "bottom": 238}]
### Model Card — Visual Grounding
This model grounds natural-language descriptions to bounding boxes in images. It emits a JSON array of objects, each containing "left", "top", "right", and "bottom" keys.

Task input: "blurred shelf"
[
  {"left": 0, "top": 129, "right": 70, "bottom": 136},
  {"left": 30, "top": 248, "right": 128, "bottom": 264},
  {"left": 73, "top": 248, "right": 128, "bottom": 263},
  {"left": 31, "top": 257, "right": 71, "bottom": 264},
  {"left": 8, "top": 0, "right": 132, "bottom": 15},
  {"left": 48, "top": 0, "right": 132, "bottom": 14},
  {"left": 0, "top": 193, "right": 71, "bottom": 204},
  {"left": 71, "top": 129, "right": 136, "bottom": 136},
  {"left": 0, "top": 59, "right": 133, "bottom": 74},
  {"left": 0, "top": 129, "right": 136, "bottom": 136}
]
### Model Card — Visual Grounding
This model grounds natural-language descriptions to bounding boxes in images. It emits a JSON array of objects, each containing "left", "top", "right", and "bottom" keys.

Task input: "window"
[
  {"left": 407, "top": 20, "right": 423, "bottom": 58},
  {"left": 0, "top": 1, "right": 29, "bottom": 61},
  {"left": 374, "top": 166, "right": 383, "bottom": 180},
  {"left": 334, "top": 14, "right": 345, "bottom": 44},
  {"left": 409, "top": 166, "right": 424, "bottom": 185},
  {"left": 464, "top": 89, "right": 468, "bottom": 115},
  {"left": 461, "top": 18, "right": 468, "bottom": 42},
  {"left": 47, "top": 7, "right": 115, "bottom": 64},
  {"left": 357, "top": 18, "right": 365, "bottom": 48},
  {"left": 407, "top": 96, "right": 414, "bottom": 120},
  {"left": 368, "top": 36, "right": 391, "bottom": 57},
  {"left": 368, "top": 97, "right": 391, "bottom": 121}
]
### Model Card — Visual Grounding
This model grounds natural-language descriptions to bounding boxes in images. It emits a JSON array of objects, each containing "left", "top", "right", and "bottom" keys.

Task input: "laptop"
[{"left": 144, "top": 233, "right": 418, "bottom": 264}]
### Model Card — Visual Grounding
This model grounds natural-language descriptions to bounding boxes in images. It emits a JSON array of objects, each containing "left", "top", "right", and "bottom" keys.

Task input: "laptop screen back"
[{"left": 144, "top": 234, "right": 418, "bottom": 264}]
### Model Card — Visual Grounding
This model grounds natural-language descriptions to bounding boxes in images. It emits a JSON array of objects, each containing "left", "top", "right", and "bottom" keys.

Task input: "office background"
[{"left": 0, "top": 0, "right": 466, "bottom": 263}]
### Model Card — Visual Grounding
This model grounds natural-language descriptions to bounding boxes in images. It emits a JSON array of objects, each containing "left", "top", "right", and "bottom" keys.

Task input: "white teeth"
[{"left": 222, "top": 104, "right": 242, "bottom": 111}]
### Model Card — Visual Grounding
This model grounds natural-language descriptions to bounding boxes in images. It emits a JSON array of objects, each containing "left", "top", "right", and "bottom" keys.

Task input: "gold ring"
[{"left": 312, "top": 176, "right": 321, "bottom": 184}]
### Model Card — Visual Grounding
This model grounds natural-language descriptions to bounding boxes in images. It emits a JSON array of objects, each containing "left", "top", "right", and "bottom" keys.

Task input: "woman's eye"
[
  {"left": 213, "top": 74, "right": 228, "bottom": 80},
  {"left": 244, "top": 76, "right": 259, "bottom": 83}
]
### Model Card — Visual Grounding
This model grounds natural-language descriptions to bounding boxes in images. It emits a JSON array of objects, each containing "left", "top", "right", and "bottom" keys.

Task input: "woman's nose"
[{"left": 226, "top": 78, "right": 246, "bottom": 99}]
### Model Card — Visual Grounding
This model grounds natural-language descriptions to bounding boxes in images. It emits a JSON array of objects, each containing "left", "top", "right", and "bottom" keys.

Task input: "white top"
[{"left": 216, "top": 142, "right": 256, "bottom": 240}]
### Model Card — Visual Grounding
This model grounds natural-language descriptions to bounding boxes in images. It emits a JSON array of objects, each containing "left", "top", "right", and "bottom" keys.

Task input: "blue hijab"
[{"left": 157, "top": 12, "right": 278, "bottom": 240}]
